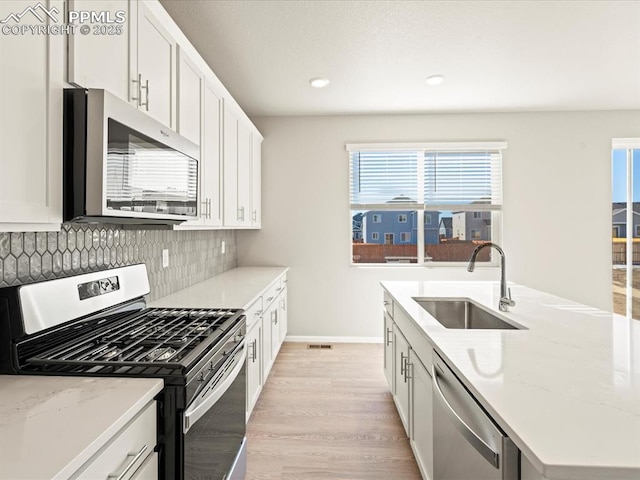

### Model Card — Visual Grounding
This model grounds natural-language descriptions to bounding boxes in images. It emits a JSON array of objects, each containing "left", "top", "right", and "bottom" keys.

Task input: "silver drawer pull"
[
  {"left": 266, "top": 296, "right": 274, "bottom": 302},
  {"left": 255, "top": 310, "right": 263, "bottom": 316},
  {"left": 107, "top": 445, "right": 148, "bottom": 480}
]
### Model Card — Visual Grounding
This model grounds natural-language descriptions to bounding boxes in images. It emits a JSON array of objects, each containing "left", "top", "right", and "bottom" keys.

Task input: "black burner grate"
[{"left": 24, "top": 308, "right": 242, "bottom": 373}]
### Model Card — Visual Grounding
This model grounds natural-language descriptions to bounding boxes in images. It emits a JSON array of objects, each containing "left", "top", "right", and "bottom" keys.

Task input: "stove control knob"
[
  {"left": 208, "top": 361, "right": 214, "bottom": 371},
  {"left": 198, "top": 372, "right": 205, "bottom": 382}
]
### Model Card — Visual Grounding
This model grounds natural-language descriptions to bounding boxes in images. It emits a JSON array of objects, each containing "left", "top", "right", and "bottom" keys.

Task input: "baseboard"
[{"left": 285, "top": 335, "right": 383, "bottom": 344}]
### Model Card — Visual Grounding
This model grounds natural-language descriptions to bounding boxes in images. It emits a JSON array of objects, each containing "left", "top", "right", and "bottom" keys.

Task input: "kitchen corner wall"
[{"left": 0, "top": 225, "right": 236, "bottom": 301}]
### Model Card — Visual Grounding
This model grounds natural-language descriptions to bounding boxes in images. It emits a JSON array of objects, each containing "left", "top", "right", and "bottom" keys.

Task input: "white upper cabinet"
[
  {"left": 177, "top": 47, "right": 202, "bottom": 145},
  {"left": 133, "top": 1, "right": 176, "bottom": 128},
  {"left": 177, "top": 80, "right": 223, "bottom": 229},
  {"left": 67, "top": 0, "right": 131, "bottom": 103},
  {"left": 251, "top": 133, "right": 262, "bottom": 228},
  {"left": 236, "top": 120, "right": 252, "bottom": 227},
  {"left": 0, "top": 0, "right": 63, "bottom": 231},
  {"left": 68, "top": 0, "right": 176, "bottom": 128},
  {"left": 223, "top": 105, "right": 241, "bottom": 227}
]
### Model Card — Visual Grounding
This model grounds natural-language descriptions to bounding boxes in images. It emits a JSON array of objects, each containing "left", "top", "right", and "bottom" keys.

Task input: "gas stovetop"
[
  {"left": 0, "top": 264, "right": 244, "bottom": 379},
  {"left": 20, "top": 307, "right": 242, "bottom": 375}
]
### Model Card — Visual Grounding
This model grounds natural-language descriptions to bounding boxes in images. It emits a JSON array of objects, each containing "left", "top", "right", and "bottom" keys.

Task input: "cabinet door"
[
  {"left": 383, "top": 312, "right": 394, "bottom": 392},
  {"left": 223, "top": 105, "right": 240, "bottom": 226},
  {"left": 393, "top": 326, "right": 410, "bottom": 436},
  {"left": 269, "top": 302, "right": 281, "bottom": 360},
  {"left": 0, "top": 0, "right": 63, "bottom": 229},
  {"left": 136, "top": 2, "right": 175, "bottom": 127},
  {"left": 250, "top": 133, "right": 262, "bottom": 228},
  {"left": 246, "top": 321, "right": 262, "bottom": 420},
  {"left": 67, "top": 0, "right": 131, "bottom": 103},
  {"left": 278, "top": 287, "right": 288, "bottom": 344},
  {"left": 201, "top": 83, "right": 223, "bottom": 226},
  {"left": 177, "top": 47, "right": 202, "bottom": 145},
  {"left": 261, "top": 301, "right": 274, "bottom": 380},
  {"left": 409, "top": 351, "right": 433, "bottom": 480},
  {"left": 236, "top": 121, "right": 252, "bottom": 226}
]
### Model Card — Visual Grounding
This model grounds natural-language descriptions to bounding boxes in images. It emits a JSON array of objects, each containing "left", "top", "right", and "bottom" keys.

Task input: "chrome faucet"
[{"left": 467, "top": 242, "right": 515, "bottom": 312}]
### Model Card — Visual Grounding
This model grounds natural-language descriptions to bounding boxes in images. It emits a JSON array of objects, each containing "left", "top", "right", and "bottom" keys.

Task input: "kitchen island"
[
  {"left": 382, "top": 280, "right": 640, "bottom": 480},
  {"left": 0, "top": 375, "right": 162, "bottom": 479}
]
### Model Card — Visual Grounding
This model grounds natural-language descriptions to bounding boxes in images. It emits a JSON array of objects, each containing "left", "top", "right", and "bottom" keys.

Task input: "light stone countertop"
[
  {"left": 149, "top": 266, "right": 289, "bottom": 309},
  {"left": 0, "top": 375, "right": 163, "bottom": 480},
  {"left": 381, "top": 280, "right": 640, "bottom": 480}
]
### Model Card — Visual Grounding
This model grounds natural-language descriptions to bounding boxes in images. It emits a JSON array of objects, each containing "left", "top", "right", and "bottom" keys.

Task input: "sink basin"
[{"left": 413, "top": 298, "right": 524, "bottom": 330}]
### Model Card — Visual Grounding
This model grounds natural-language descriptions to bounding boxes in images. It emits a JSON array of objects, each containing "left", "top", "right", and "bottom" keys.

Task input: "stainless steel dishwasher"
[{"left": 432, "top": 352, "right": 520, "bottom": 480}]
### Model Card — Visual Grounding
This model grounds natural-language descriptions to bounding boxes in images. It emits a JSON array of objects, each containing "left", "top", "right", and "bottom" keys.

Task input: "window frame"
[
  {"left": 348, "top": 141, "right": 505, "bottom": 267},
  {"left": 398, "top": 214, "right": 408, "bottom": 223}
]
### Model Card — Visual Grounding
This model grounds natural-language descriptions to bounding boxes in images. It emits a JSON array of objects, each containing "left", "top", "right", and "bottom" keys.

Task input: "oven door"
[{"left": 183, "top": 342, "right": 247, "bottom": 479}]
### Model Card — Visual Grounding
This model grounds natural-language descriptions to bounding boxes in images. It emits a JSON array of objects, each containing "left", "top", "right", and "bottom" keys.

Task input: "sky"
[{"left": 612, "top": 149, "right": 640, "bottom": 203}]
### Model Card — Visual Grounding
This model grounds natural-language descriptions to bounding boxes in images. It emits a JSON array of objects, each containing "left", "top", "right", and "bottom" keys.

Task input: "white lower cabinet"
[
  {"left": 383, "top": 311, "right": 394, "bottom": 393},
  {"left": 246, "top": 319, "right": 262, "bottom": 420},
  {"left": 393, "top": 325, "right": 411, "bottom": 435},
  {"left": 70, "top": 401, "right": 157, "bottom": 480},
  {"left": 409, "top": 351, "right": 433, "bottom": 480},
  {"left": 384, "top": 290, "right": 434, "bottom": 480},
  {"left": 245, "top": 272, "right": 288, "bottom": 420}
]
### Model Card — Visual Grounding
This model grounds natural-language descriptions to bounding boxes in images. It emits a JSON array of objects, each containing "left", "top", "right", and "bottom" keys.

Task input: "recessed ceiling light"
[
  {"left": 309, "top": 77, "right": 330, "bottom": 88},
  {"left": 426, "top": 74, "right": 444, "bottom": 86}
]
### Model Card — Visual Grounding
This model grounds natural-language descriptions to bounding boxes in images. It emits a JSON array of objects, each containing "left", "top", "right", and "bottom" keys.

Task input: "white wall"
[{"left": 238, "top": 111, "right": 640, "bottom": 339}]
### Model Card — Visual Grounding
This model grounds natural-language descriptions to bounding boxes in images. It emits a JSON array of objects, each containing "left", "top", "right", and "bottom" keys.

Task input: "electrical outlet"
[
  {"left": 221, "top": 241, "right": 226, "bottom": 254},
  {"left": 162, "top": 249, "right": 169, "bottom": 268}
]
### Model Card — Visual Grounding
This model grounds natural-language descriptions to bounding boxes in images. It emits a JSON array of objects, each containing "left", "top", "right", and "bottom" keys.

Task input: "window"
[
  {"left": 349, "top": 142, "right": 505, "bottom": 264},
  {"left": 372, "top": 232, "right": 379, "bottom": 240},
  {"left": 612, "top": 138, "right": 640, "bottom": 319}
]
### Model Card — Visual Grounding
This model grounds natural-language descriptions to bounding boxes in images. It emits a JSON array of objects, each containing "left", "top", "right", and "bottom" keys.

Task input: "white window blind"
[{"left": 348, "top": 142, "right": 505, "bottom": 211}]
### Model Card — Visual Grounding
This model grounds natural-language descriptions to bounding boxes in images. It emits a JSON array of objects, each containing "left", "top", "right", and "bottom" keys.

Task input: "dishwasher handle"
[{"left": 432, "top": 364, "right": 500, "bottom": 469}]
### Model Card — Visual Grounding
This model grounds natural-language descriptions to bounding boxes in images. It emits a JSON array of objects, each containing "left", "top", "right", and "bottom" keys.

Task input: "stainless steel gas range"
[{"left": 0, "top": 264, "right": 247, "bottom": 480}]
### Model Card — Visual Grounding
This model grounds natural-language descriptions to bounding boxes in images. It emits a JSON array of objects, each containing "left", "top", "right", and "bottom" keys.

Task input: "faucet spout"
[{"left": 467, "top": 242, "right": 515, "bottom": 312}]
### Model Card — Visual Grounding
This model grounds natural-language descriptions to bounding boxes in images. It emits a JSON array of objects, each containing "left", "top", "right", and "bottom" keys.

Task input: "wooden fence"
[
  {"left": 352, "top": 241, "right": 491, "bottom": 264},
  {"left": 612, "top": 239, "right": 640, "bottom": 265}
]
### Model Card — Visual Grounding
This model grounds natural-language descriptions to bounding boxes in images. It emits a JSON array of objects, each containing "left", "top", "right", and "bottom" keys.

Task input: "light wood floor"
[{"left": 246, "top": 342, "right": 422, "bottom": 480}]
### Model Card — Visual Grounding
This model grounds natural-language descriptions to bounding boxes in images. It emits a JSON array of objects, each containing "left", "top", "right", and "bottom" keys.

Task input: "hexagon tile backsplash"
[{"left": 0, "top": 225, "right": 237, "bottom": 301}]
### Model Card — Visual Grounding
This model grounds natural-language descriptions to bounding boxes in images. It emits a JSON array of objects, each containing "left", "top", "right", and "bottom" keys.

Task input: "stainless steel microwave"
[{"left": 63, "top": 88, "right": 199, "bottom": 225}]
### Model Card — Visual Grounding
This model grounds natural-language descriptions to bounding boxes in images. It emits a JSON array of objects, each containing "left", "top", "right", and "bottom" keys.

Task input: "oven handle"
[{"left": 183, "top": 343, "right": 246, "bottom": 434}]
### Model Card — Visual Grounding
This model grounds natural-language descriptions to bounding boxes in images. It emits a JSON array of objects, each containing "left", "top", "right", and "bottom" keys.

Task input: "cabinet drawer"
[
  {"left": 131, "top": 451, "right": 158, "bottom": 480},
  {"left": 245, "top": 297, "right": 264, "bottom": 329},
  {"left": 383, "top": 290, "right": 394, "bottom": 318},
  {"left": 263, "top": 280, "right": 283, "bottom": 307},
  {"left": 71, "top": 401, "right": 157, "bottom": 480}
]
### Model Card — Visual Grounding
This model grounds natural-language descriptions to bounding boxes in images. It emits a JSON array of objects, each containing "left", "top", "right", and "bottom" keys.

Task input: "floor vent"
[{"left": 307, "top": 344, "right": 333, "bottom": 350}]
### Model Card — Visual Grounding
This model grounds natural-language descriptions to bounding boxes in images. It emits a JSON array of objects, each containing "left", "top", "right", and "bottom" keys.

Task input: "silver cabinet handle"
[
  {"left": 266, "top": 296, "right": 274, "bottom": 303},
  {"left": 238, "top": 206, "right": 245, "bottom": 221},
  {"left": 383, "top": 300, "right": 391, "bottom": 306},
  {"left": 140, "top": 78, "right": 149, "bottom": 111},
  {"left": 253, "top": 339, "right": 257, "bottom": 361},
  {"left": 385, "top": 328, "right": 392, "bottom": 346},
  {"left": 431, "top": 365, "right": 499, "bottom": 468},
  {"left": 131, "top": 73, "right": 142, "bottom": 106},
  {"left": 405, "top": 361, "right": 412, "bottom": 382},
  {"left": 276, "top": 287, "right": 282, "bottom": 292},
  {"left": 252, "top": 210, "right": 257, "bottom": 222},
  {"left": 272, "top": 309, "right": 278, "bottom": 324},
  {"left": 280, "top": 298, "right": 286, "bottom": 311},
  {"left": 400, "top": 351, "right": 406, "bottom": 378},
  {"left": 206, "top": 198, "right": 212, "bottom": 219},
  {"left": 255, "top": 309, "right": 263, "bottom": 317},
  {"left": 107, "top": 445, "right": 148, "bottom": 480}
]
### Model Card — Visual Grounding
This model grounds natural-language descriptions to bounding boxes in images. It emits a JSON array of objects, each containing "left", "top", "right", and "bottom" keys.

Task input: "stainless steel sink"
[{"left": 413, "top": 298, "right": 525, "bottom": 330}]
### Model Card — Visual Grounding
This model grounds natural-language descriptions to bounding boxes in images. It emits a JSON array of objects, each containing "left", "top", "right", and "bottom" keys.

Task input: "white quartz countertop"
[
  {"left": 149, "top": 266, "right": 288, "bottom": 309},
  {"left": 381, "top": 280, "right": 640, "bottom": 480},
  {"left": 0, "top": 375, "right": 163, "bottom": 480}
]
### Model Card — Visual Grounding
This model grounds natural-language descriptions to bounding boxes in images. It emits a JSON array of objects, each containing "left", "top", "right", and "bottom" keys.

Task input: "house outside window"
[{"left": 349, "top": 142, "right": 505, "bottom": 265}]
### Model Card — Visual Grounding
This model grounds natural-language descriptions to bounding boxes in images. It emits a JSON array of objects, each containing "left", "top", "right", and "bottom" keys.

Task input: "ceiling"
[{"left": 159, "top": 0, "right": 640, "bottom": 117}]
